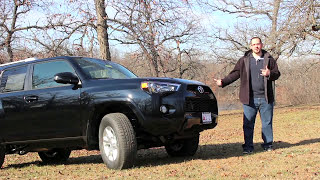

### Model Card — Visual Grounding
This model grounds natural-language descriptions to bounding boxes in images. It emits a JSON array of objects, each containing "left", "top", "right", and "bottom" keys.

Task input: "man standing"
[{"left": 214, "top": 37, "right": 281, "bottom": 154}]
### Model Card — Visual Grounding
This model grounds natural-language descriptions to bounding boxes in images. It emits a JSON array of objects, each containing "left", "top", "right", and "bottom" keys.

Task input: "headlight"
[{"left": 141, "top": 81, "right": 181, "bottom": 94}]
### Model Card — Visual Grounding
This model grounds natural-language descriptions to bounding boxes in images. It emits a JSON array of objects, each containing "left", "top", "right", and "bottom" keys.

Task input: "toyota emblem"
[{"left": 197, "top": 86, "right": 204, "bottom": 93}]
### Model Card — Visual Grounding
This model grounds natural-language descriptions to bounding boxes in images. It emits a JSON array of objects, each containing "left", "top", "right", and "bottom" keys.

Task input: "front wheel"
[
  {"left": 165, "top": 134, "right": 199, "bottom": 157},
  {"left": 38, "top": 148, "right": 71, "bottom": 163},
  {"left": 99, "top": 113, "right": 137, "bottom": 170},
  {"left": 0, "top": 145, "right": 5, "bottom": 168}
]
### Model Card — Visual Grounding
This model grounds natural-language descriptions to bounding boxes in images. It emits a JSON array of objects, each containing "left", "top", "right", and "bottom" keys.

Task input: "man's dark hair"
[{"left": 250, "top": 37, "right": 262, "bottom": 44}]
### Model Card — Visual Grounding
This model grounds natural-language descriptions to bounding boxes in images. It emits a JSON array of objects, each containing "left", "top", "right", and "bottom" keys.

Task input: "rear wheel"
[
  {"left": 99, "top": 113, "right": 137, "bottom": 170},
  {"left": 165, "top": 134, "right": 199, "bottom": 157},
  {"left": 0, "top": 145, "right": 5, "bottom": 168},
  {"left": 38, "top": 148, "right": 71, "bottom": 163}
]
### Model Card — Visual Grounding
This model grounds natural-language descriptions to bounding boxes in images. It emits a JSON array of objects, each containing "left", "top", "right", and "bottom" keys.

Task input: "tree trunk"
[
  {"left": 94, "top": 0, "right": 111, "bottom": 60},
  {"left": 269, "top": 0, "right": 281, "bottom": 60},
  {"left": 5, "top": 33, "right": 13, "bottom": 62},
  {"left": 6, "top": 0, "right": 19, "bottom": 62}
]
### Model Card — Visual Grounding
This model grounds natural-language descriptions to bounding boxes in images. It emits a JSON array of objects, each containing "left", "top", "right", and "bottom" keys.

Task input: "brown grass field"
[{"left": 0, "top": 104, "right": 319, "bottom": 179}]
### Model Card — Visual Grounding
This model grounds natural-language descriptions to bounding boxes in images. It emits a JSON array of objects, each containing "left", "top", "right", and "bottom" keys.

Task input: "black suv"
[{"left": 0, "top": 56, "right": 218, "bottom": 169}]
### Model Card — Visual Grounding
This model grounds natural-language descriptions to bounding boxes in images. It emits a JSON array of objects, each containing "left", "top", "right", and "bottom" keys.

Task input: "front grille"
[
  {"left": 184, "top": 85, "right": 217, "bottom": 112},
  {"left": 184, "top": 97, "right": 216, "bottom": 112},
  {"left": 187, "top": 85, "right": 212, "bottom": 92},
  {"left": 186, "top": 85, "right": 214, "bottom": 99}
]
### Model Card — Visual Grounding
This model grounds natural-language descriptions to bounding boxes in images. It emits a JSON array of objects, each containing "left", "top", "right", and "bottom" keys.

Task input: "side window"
[
  {"left": 32, "top": 61, "right": 75, "bottom": 89},
  {"left": 0, "top": 66, "right": 28, "bottom": 93}
]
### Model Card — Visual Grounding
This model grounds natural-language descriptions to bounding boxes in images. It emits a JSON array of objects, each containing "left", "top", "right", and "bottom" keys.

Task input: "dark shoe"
[
  {"left": 243, "top": 150, "right": 253, "bottom": 154},
  {"left": 264, "top": 147, "right": 273, "bottom": 152}
]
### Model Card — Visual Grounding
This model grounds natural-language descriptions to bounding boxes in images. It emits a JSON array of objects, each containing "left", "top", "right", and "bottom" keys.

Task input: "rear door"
[{"left": 0, "top": 65, "right": 29, "bottom": 142}]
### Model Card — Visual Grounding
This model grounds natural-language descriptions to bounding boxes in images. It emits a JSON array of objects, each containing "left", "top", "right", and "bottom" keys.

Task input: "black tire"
[
  {"left": 165, "top": 134, "right": 199, "bottom": 157},
  {"left": 38, "top": 148, "right": 71, "bottom": 163},
  {"left": 99, "top": 113, "right": 137, "bottom": 170},
  {"left": 0, "top": 145, "right": 5, "bottom": 168}
]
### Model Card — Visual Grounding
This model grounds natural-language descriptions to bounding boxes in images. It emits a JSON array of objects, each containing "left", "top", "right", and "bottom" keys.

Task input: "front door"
[{"left": 22, "top": 60, "right": 82, "bottom": 140}]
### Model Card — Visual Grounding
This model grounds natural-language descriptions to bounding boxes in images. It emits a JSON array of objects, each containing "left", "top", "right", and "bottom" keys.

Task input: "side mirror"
[{"left": 54, "top": 72, "right": 79, "bottom": 85}]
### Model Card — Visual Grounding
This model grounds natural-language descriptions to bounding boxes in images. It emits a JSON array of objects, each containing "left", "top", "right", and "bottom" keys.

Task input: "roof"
[
  {"left": 0, "top": 56, "right": 77, "bottom": 71},
  {"left": 0, "top": 56, "right": 110, "bottom": 71},
  {"left": 0, "top": 57, "right": 39, "bottom": 67}
]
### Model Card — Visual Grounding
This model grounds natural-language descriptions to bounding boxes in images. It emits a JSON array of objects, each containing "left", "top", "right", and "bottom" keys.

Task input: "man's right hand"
[{"left": 214, "top": 79, "right": 222, "bottom": 87}]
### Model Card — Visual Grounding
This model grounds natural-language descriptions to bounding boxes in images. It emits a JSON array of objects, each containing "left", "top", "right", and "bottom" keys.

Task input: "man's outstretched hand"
[{"left": 214, "top": 78, "right": 222, "bottom": 87}]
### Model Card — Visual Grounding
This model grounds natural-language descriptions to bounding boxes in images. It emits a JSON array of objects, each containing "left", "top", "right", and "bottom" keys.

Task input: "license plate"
[{"left": 202, "top": 112, "right": 212, "bottom": 124}]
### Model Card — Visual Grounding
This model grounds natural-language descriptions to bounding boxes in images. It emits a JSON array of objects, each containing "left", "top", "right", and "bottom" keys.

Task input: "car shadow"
[
  {"left": 3, "top": 154, "right": 103, "bottom": 169},
  {"left": 4, "top": 138, "right": 320, "bottom": 169}
]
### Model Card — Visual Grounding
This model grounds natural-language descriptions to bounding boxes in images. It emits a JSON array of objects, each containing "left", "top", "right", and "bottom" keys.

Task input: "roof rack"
[{"left": 0, "top": 57, "right": 39, "bottom": 67}]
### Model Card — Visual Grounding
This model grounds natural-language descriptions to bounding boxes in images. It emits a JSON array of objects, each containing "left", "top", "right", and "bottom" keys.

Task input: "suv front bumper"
[
  {"left": 137, "top": 84, "right": 218, "bottom": 136},
  {"left": 184, "top": 112, "right": 218, "bottom": 130}
]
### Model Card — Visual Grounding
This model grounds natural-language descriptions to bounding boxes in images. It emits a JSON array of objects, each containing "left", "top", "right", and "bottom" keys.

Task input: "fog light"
[{"left": 160, "top": 105, "right": 168, "bottom": 113}]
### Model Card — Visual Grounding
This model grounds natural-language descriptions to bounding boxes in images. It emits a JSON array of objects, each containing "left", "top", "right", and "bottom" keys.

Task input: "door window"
[
  {"left": 32, "top": 61, "right": 75, "bottom": 89},
  {"left": 0, "top": 66, "right": 28, "bottom": 92}
]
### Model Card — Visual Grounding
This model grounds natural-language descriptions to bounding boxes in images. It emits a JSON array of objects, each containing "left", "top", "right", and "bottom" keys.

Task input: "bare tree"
[
  {"left": 308, "top": 1, "right": 320, "bottom": 38},
  {"left": 158, "top": 39, "right": 205, "bottom": 79},
  {"left": 106, "top": 0, "right": 205, "bottom": 77},
  {"left": 94, "top": 0, "right": 111, "bottom": 60},
  {"left": 0, "top": 0, "right": 51, "bottom": 62},
  {"left": 0, "top": 0, "right": 90, "bottom": 62},
  {"left": 194, "top": 0, "right": 320, "bottom": 106},
  {"left": 43, "top": 0, "right": 112, "bottom": 60},
  {"left": 201, "top": 0, "right": 320, "bottom": 60},
  {"left": 277, "top": 58, "right": 320, "bottom": 105}
]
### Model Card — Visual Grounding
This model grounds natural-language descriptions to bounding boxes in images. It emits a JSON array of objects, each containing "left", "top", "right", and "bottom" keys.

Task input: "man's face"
[{"left": 250, "top": 38, "right": 263, "bottom": 54}]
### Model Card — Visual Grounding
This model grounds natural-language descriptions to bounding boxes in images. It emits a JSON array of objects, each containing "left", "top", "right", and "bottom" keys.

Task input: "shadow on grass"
[
  {"left": 4, "top": 138, "right": 320, "bottom": 169},
  {"left": 273, "top": 138, "right": 320, "bottom": 149},
  {"left": 4, "top": 154, "right": 103, "bottom": 169},
  {"left": 134, "top": 137, "right": 320, "bottom": 167}
]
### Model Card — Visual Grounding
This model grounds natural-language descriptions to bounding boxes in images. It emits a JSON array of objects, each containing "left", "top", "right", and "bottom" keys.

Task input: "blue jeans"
[{"left": 242, "top": 98, "right": 274, "bottom": 151}]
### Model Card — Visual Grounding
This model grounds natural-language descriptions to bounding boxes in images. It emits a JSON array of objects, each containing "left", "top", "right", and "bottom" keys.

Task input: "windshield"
[{"left": 74, "top": 58, "right": 137, "bottom": 79}]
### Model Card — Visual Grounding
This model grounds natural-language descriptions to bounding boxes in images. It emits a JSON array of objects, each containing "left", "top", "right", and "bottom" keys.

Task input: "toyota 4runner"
[{"left": 0, "top": 56, "right": 218, "bottom": 169}]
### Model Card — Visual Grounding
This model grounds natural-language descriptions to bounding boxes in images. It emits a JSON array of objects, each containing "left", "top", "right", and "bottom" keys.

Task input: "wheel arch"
[{"left": 85, "top": 100, "right": 143, "bottom": 150}]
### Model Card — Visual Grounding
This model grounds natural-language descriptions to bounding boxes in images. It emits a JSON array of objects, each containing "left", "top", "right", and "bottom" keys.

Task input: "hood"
[
  {"left": 139, "top": 77, "right": 205, "bottom": 85},
  {"left": 87, "top": 77, "right": 205, "bottom": 87}
]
